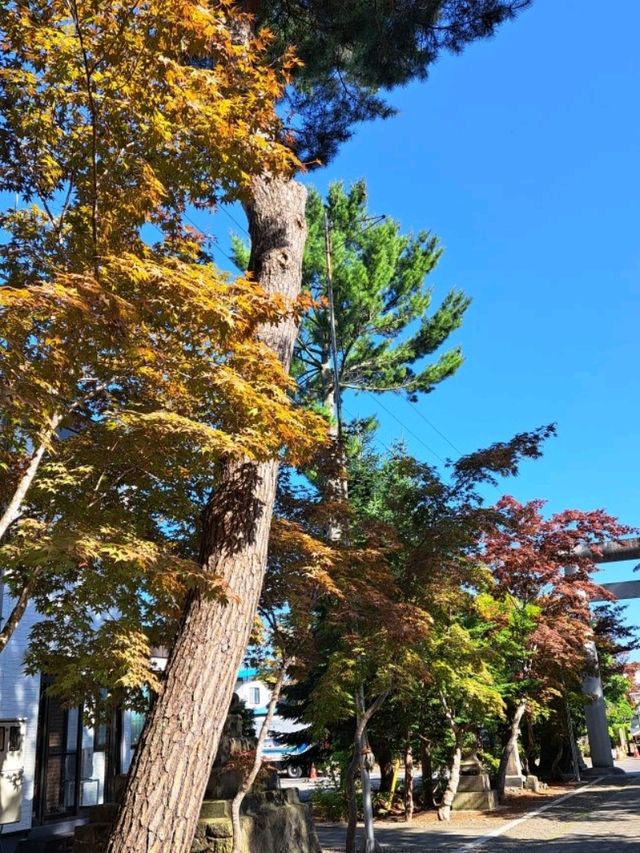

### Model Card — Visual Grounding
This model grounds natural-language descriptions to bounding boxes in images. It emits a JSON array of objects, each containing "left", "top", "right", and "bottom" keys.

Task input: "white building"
[
  {"left": 0, "top": 589, "right": 150, "bottom": 840},
  {"left": 234, "top": 667, "right": 310, "bottom": 777}
]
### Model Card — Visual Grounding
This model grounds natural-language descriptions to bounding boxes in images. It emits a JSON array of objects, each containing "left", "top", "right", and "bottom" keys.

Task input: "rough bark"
[
  {"left": 437, "top": 731, "right": 462, "bottom": 822},
  {"left": 231, "top": 658, "right": 291, "bottom": 853},
  {"left": 496, "top": 698, "right": 527, "bottom": 801},
  {"left": 104, "top": 176, "right": 307, "bottom": 853},
  {"left": 404, "top": 741, "right": 414, "bottom": 823}
]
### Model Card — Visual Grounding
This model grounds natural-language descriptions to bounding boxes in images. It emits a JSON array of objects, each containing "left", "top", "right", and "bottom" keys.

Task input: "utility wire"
[
  {"left": 219, "top": 204, "right": 249, "bottom": 236},
  {"left": 181, "top": 212, "right": 238, "bottom": 266},
  {"left": 366, "top": 393, "right": 446, "bottom": 464},
  {"left": 410, "top": 406, "right": 463, "bottom": 456}
]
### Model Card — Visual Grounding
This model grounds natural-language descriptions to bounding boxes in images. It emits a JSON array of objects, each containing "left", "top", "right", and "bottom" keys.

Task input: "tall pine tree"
[{"left": 109, "top": 3, "right": 534, "bottom": 850}]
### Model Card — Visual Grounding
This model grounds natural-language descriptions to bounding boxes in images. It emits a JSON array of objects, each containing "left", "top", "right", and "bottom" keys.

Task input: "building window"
[
  {"left": 251, "top": 687, "right": 260, "bottom": 705},
  {"left": 9, "top": 725, "right": 22, "bottom": 752},
  {"left": 130, "top": 710, "right": 145, "bottom": 747}
]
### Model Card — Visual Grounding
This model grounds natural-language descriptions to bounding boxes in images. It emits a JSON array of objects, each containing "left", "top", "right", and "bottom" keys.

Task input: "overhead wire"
[
  {"left": 219, "top": 204, "right": 249, "bottom": 236},
  {"left": 410, "top": 406, "right": 463, "bottom": 456},
  {"left": 365, "top": 392, "right": 446, "bottom": 464}
]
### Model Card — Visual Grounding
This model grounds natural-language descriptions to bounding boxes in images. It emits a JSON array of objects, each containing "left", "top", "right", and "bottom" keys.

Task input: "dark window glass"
[{"left": 9, "top": 725, "right": 21, "bottom": 752}]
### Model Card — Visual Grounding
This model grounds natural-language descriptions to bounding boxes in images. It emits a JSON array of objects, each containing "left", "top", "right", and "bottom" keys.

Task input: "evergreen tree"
[
  {"left": 252, "top": 0, "right": 532, "bottom": 164},
  {"left": 235, "top": 180, "right": 469, "bottom": 410}
]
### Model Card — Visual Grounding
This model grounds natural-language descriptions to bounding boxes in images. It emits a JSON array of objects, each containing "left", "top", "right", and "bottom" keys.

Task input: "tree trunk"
[
  {"left": 419, "top": 737, "right": 435, "bottom": 809},
  {"left": 496, "top": 698, "right": 527, "bottom": 801},
  {"left": 345, "top": 686, "right": 388, "bottom": 853},
  {"left": 0, "top": 571, "right": 41, "bottom": 653},
  {"left": 231, "top": 658, "right": 291, "bottom": 853},
  {"left": 437, "top": 733, "right": 462, "bottom": 822},
  {"left": 0, "top": 413, "right": 61, "bottom": 545},
  {"left": 104, "top": 176, "right": 307, "bottom": 853},
  {"left": 345, "top": 748, "right": 360, "bottom": 853},
  {"left": 360, "top": 738, "right": 378, "bottom": 853},
  {"left": 404, "top": 741, "right": 414, "bottom": 823},
  {"left": 370, "top": 735, "right": 395, "bottom": 795}
]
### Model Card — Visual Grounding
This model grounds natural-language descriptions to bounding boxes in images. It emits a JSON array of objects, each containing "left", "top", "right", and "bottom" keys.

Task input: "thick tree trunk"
[
  {"left": 104, "top": 176, "right": 307, "bottom": 853},
  {"left": 437, "top": 733, "right": 462, "bottom": 822},
  {"left": 404, "top": 741, "right": 414, "bottom": 823},
  {"left": 496, "top": 699, "right": 527, "bottom": 801},
  {"left": 419, "top": 737, "right": 435, "bottom": 809}
]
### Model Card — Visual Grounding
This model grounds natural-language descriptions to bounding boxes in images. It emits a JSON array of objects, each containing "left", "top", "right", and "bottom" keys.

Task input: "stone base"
[
  {"left": 74, "top": 790, "right": 320, "bottom": 853},
  {"left": 453, "top": 790, "right": 498, "bottom": 811},
  {"left": 457, "top": 773, "right": 491, "bottom": 793},
  {"left": 505, "top": 774, "right": 525, "bottom": 789}
]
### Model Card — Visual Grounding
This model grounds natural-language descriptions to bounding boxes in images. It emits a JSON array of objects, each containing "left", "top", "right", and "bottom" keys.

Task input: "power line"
[
  {"left": 181, "top": 212, "right": 238, "bottom": 266},
  {"left": 219, "top": 204, "right": 249, "bottom": 236},
  {"left": 366, "top": 393, "right": 446, "bottom": 464},
  {"left": 411, "top": 406, "right": 463, "bottom": 456}
]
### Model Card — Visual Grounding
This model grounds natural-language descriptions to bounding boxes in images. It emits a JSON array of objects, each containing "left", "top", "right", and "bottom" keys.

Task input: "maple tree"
[
  {"left": 477, "top": 496, "right": 632, "bottom": 796},
  {"left": 0, "top": 0, "right": 322, "bottom": 687}
]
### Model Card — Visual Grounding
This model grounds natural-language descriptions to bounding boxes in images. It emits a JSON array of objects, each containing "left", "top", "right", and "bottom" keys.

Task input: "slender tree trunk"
[
  {"left": 231, "top": 657, "right": 291, "bottom": 853},
  {"left": 345, "top": 747, "right": 360, "bottom": 853},
  {"left": 419, "top": 736, "right": 435, "bottom": 809},
  {"left": 404, "top": 740, "right": 414, "bottom": 823},
  {"left": 0, "top": 571, "right": 42, "bottom": 652},
  {"left": 104, "top": 176, "right": 308, "bottom": 853},
  {"left": 345, "top": 687, "right": 388, "bottom": 853},
  {"left": 360, "top": 739, "right": 377, "bottom": 853},
  {"left": 0, "top": 413, "right": 61, "bottom": 544},
  {"left": 437, "top": 731, "right": 463, "bottom": 822},
  {"left": 496, "top": 698, "right": 527, "bottom": 801}
]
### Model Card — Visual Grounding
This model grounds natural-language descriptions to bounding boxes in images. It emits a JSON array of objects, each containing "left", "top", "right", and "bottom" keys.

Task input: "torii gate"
[{"left": 572, "top": 537, "right": 640, "bottom": 769}]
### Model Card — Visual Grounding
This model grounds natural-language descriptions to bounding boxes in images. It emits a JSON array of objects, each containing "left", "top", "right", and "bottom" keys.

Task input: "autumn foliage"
[{"left": 0, "top": 0, "right": 325, "bottom": 699}]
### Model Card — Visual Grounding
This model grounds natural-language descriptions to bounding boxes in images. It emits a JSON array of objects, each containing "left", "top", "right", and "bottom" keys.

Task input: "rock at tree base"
[{"left": 72, "top": 701, "right": 320, "bottom": 853}]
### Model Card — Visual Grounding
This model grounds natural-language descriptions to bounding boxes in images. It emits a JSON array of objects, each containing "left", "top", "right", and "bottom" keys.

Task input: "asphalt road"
[{"left": 316, "top": 770, "right": 640, "bottom": 852}]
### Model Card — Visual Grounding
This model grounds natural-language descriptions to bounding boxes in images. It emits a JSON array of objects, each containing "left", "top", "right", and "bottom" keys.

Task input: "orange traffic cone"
[{"left": 309, "top": 763, "right": 318, "bottom": 780}]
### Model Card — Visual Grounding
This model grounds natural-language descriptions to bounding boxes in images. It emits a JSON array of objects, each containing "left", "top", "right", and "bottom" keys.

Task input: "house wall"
[{"left": 0, "top": 591, "right": 41, "bottom": 833}]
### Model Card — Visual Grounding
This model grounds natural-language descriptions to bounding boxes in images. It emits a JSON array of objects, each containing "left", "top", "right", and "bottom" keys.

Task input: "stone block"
[
  {"left": 525, "top": 774, "right": 543, "bottom": 792},
  {"left": 457, "top": 773, "right": 490, "bottom": 792},
  {"left": 205, "top": 819, "right": 233, "bottom": 840},
  {"left": 200, "top": 800, "right": 232, "bottom": 820},
  {"left": 453, "top": 790, "right": 498, "bottom": 811},
  {"left": 505, "top": 774, "right": 525, "bottom": 789}
]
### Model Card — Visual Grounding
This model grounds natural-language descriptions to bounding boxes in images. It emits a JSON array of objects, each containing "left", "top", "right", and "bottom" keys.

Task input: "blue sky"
[{"left": 212, "top": 0, "right": 640, "bottom": 648}]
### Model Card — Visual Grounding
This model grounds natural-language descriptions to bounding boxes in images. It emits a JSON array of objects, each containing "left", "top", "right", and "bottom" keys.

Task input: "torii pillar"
[{"left": 570, "top": 537, "right": 640, "bottom": 770}]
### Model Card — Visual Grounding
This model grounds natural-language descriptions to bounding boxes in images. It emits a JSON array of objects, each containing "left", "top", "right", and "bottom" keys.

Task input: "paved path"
[{"left": 317, "top": 771, "right": 640, "bottom": 852}]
